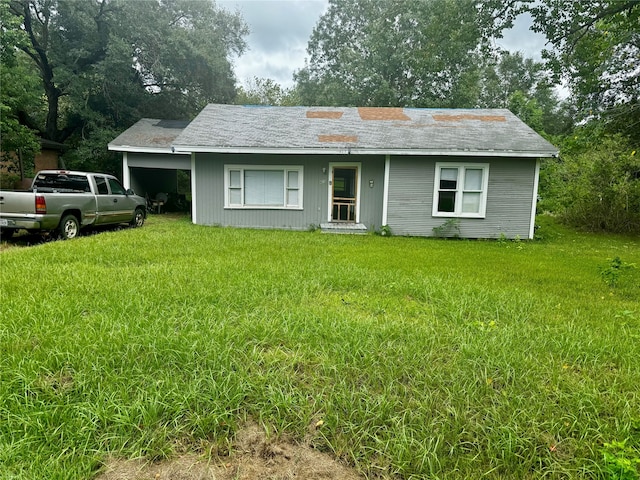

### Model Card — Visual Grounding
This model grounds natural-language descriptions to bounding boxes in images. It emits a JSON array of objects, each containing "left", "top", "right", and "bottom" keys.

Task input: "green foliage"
[
  {"left": 432, "top": 218, "right": 460, "bottom": 238},
  {"left": 0, "top": 2, "right": 40, "bottom": 168},
  {"left": 601, "top": 440, "right": 640, "bottom": 480},
  {"left": 4, "top": 0, "right": 248, "bottom": 171},
  {"left": 498, "top": 233, "right": 524, "bottom": 250},
  {"left": 539, "top": 131, "right": 640, "bottom": 233},
  {"left": 379, "top": 224, "right": 392, "bottom": 237},
  {"left": 235, "top": 77, "right": 299, "bottom": 106},
  {"left": 507, "top": 90, "right": 544, "bottom": 133},
  {"left": 533, "top": 1, "right": 640, "bottom": 142},
  {"left": 599, "top": 257, "right": 637, "bottom": 288},
  {"left": 479, "top": 1, "right": 640, "bottom": 142},
  {"left": 295, "top": 0, "right": 485, "bottom": 107},
  {"left": 476, "top": 51, "right": 571, "bottom": 135}
]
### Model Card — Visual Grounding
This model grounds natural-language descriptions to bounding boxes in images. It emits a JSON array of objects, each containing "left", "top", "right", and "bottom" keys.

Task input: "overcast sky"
[{"left": 219, "top": 0, "right": 547, "bottom": 89}]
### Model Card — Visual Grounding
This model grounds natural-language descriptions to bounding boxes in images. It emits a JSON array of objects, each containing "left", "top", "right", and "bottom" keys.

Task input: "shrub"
[{"left": 540, "top": 132, "right": 640, "bottom": 233}]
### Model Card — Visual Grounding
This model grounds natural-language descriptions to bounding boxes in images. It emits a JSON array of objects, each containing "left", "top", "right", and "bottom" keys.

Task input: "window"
[
  {"left": 108, "top": 178, "right": 126, "bottom": 195},
  {"left": 225, "top": 165, "right": 303, "bottom": 209},
  {"left": 433, "top": 163, "right": 489, "bottom": 218},
  {"left": 33, "top": 173, "right": 90, "bottom": 192},
  {"left": 95, "top": 176, "right": 109, "bottom": 195}
]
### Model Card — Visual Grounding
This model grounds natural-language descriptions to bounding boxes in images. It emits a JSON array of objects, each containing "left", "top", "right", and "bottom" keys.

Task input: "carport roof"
[
  {"left": 172, "top": 104, "right": 558, "bottom": 158},
  {"left": 108, "top": 118, "right": 190, "bottom": 154}
]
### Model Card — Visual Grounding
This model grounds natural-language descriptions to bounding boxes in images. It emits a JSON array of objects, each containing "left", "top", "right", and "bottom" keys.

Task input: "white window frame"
[
  {"left": 432, "top": 162, "right": 489, "bottom": 218},
  {"left": 224, "top": 165, "right": 303, "bottom": 210}
]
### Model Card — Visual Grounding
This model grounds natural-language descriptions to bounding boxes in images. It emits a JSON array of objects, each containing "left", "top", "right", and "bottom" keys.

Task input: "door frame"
[{"left": 327, "top": 162, "right": 362, "bottom": 223}]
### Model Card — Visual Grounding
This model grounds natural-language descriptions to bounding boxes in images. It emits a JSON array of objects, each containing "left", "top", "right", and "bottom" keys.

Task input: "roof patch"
[
  {"left": 318, "top": 135, "right": 358, "bottom": 143},
  {"left": 307, "top": 111, "right": 343, "bottom": 119},
  {"left": 433, "top": 114, "right": 506, "bottom": 122},
  {"left": 358, "top": 107, "right": 410, "bottom": 121},
  {"left": 151, "top": 136, "right": 178, "bottom": 144}
]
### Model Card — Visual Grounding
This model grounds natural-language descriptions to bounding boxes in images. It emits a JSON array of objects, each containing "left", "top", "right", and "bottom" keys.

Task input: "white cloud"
[
  {"left": 220, "top": 0, "right": 327, "bottom": 88},
  {"left": 496, "top": 12, "right": 547, "bottom": 60}
]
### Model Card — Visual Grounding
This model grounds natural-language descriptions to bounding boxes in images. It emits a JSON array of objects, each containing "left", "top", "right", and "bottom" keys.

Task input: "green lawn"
[{"left": 1, "top": 215, "right": 639, "bottom": 479}]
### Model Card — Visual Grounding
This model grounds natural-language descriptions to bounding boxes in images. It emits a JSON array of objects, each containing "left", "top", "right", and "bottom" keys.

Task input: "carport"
[{"left": 108, "top": 119, "right": 192, "bottom": 212}]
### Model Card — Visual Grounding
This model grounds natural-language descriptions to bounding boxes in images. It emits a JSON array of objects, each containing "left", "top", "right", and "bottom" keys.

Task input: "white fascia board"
[
  {"left": 107, "top": 145, "right": 190, "bottom": 154},
  {"left": 173, "top": 145, "right": 558, "bottom": 158}
]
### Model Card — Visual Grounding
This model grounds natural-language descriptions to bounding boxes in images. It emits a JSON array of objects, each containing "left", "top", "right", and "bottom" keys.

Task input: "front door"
[{"left": 330, "top": 166, "right": 359, "bottom": 223}]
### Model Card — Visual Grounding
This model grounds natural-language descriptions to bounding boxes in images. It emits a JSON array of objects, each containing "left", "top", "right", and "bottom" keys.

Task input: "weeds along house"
[{"left": 109, "top": 105, "right": 558, "bottom": 239}]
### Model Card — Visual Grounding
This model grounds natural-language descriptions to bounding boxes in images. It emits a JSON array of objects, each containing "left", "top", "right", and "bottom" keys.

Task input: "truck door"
[
  {"left": 94, "top": 176, "right": 121, "bottom": 224},
  {"left": 106, "top": 177, "right": 136, "bottom": 222}
]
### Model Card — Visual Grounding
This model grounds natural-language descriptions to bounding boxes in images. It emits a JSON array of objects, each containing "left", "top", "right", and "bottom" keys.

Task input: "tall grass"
[{"left": 1, "top": 215, "right": 639, "bottom": 479}]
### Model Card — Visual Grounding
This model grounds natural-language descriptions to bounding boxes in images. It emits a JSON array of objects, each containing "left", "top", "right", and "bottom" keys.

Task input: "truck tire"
[
  {"left": 58, "top": 214, "right": 80, "bottom": 240},
  {"left": 130, "top": 208, "right": 145, "bottom": 228}
]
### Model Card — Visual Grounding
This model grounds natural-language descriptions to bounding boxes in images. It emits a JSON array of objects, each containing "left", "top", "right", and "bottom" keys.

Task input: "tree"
[
  {"left": 479, "top": 1, "right": 640, "bottom": 141},
  {"left": 476, "top": 51, "right": 571, "bottom": 134},
  {"left": 295, "top": 0, "right": 485, "bottom": 108},
  {"left": 235, "top": 77, "right": 299, "bottom": 106},
  {"left": 5, "top": 0, "right": 248, "bottom": 173},
  {"left": 0, "top": 0, "right": 40, "bottom": 180}
]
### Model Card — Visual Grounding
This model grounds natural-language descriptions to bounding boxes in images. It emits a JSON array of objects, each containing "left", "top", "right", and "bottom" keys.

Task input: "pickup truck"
[{"left": 0, "top": 170, "right": 147, "bottom": 240}]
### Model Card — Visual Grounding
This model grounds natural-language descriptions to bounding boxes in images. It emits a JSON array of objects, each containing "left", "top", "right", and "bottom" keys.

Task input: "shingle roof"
[
  {"left": 108, "top": 118, "right": 190, "bottom": 153},
  {"left": 173, "top": 104, "right": 558, "bottom": 158}
]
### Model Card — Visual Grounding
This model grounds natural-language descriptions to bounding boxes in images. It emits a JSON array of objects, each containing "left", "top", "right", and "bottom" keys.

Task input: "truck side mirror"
[{"left": 125, "top": 189, "right": 135, "bottom": 196}]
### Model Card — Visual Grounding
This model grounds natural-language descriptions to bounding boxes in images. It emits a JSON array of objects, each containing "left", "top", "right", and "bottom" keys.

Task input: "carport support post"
[
  {"left": 122, "top": 152, "right": 130, "bottom": 189},
  {"left": 382, "top": 154, "right": 390, "bottom": 227},
  {"left": 190, "top": 152, "right": 197, "bottom": 224}
]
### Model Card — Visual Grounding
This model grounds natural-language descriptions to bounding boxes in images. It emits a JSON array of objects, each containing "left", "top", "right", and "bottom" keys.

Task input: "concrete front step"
[{"left": 320, "top": 223, "right": 368, "bottom": 234}]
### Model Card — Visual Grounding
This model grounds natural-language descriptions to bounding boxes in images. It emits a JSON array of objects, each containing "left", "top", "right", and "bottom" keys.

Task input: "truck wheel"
[
  {"left": 130, "top": 208, "right": 145, "bottom": 228},
  {"left": 58, "top": 214, "right": 80, "bottom": 240}
]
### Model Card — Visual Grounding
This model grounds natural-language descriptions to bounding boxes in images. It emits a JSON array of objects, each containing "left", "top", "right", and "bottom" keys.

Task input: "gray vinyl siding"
[
  {"left": 355, "top": 155, "right": 385, "bottom": 229},
  {"left": 194, "top": 153, "right": 385, "bottom": 231},
  {"left": 386, "top": 156, "right": 536, "bottom": 239}
]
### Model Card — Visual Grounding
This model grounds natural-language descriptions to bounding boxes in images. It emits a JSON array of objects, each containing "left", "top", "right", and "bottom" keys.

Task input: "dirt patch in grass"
[{"left": 96, "top": 422, "right": 364, "bottom": 480}]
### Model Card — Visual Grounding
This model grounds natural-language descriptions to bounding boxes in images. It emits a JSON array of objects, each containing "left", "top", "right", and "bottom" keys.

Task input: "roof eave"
[
  {"left": 107, "top": 144, "right": 190, "bottom": 154},
  {"left": 173, "top": 146, "right": 558, "bottom": 158}
]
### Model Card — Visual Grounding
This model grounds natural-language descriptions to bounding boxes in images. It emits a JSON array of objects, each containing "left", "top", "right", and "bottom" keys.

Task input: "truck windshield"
[{"left": 33, "top": 174, "right": 91, "bottom": 193}]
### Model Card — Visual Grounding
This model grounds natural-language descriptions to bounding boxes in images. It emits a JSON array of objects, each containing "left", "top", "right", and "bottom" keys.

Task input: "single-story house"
[{"left": 110, "top": 105, "right": 558, "bottom": 239}]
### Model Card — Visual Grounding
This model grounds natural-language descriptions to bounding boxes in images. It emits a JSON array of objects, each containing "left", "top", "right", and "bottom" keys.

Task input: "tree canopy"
[
  {"left": 2, "top": 0, "right": 248, "bottom": 173},
  {"left": 480, "top": 0, "right": 640, "bottom": 141},
  {"left": 295, "top": 0, "right": 484, "bottom": 108},
  {"left": 0, "top": 0, "right": 40, "bottom": 172}
]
